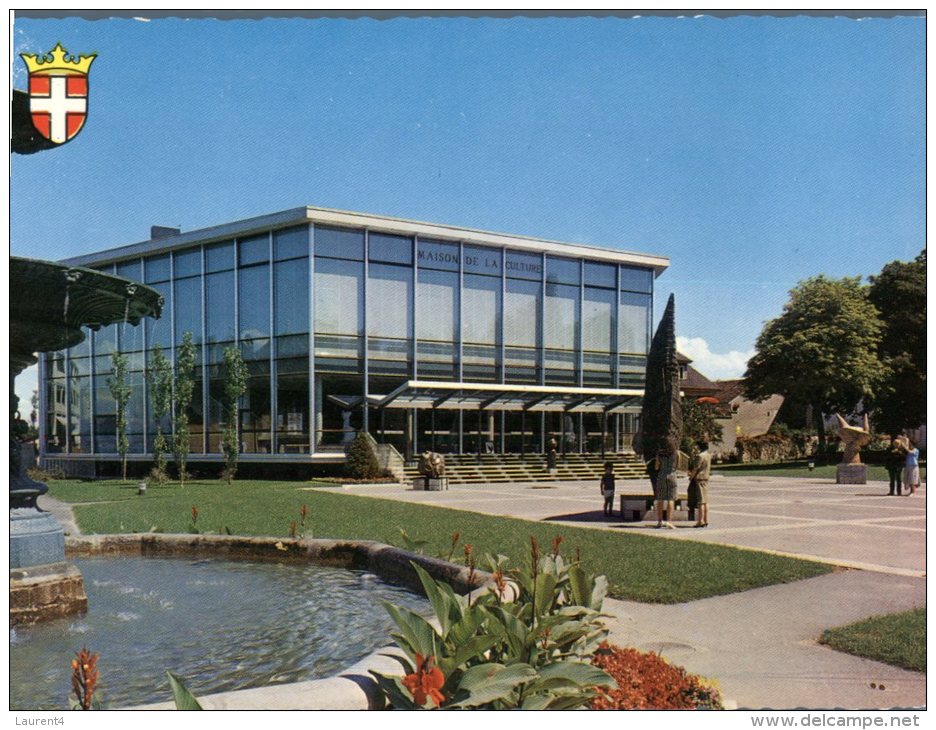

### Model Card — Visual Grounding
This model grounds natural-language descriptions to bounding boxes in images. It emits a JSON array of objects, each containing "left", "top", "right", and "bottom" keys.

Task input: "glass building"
[{"left": 40, "top": 206, "right": 668, "bottom": 470}]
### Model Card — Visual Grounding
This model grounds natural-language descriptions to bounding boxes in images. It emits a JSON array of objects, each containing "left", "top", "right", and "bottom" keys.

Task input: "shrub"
[
  {"left": 345, "top": 432, "right": 381, "bottom": 480},
  {"left": 736, "top": 432, "right": 812, "bottom": 462},
  {"left": 590, "top": 643, "right": 722, "bottom": 710},
  {"left": 371, "top": 538, "right": 615, "bottom": 709}
]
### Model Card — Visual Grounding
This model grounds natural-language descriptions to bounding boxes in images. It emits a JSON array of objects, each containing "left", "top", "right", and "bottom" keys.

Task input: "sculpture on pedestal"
[{"left": 835, "top": 413, "right": 871, "bottom": 485}]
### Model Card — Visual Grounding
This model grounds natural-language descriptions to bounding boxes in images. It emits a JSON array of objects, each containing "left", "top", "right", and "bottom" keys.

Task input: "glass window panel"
[
  {"left": 68, "top": 374, "right": 91, "bottom": 453},
  {"left": 505, "top": 250, "right": 543, "bottom": 280},
  {"left": 620, "top": 266, "right": 653, "bottom": 294},
  {"left": 369, "top": 232, "right": 413, "bottom": 265},
  {"left": 367, "top": 263, "right": 411, "bottom": 341},
  {"left": 462, "top": 274, "right": 500, "bottom": 345},
  {"left": 239, "top": 264, "right": 270, "bottom": 339},
  {"left": 274, "top": 225, "right": 309, "bottom": 261},
  {"left": 143, "top": 255, "right": 170, "bottom": 283},
  {"left": 206, "top": 271, "right": 235, "bottom": 343},
  {"left": 584, "top": 261, "right": 616, "bottom": 289},
  {"left": 504, "top": 278, "right": 539, "bottom": 348},
  {"left": 417, "top": 238, "right": 459, "bottom": 271},
  {"left": 205, "top": 240, "right": 235, "bottom": 272},
  {"left": 276, "top": 363, "right": 309, "bottom": 453},
  {"left": 417, "top": 269, "right": 457, "bottom": 343},
  {"left": 314, "top": 258, "right": 363, "bottom": 336},
  {"left": 583, "top": 287, "right": 614, "bottom": 352},
  {"left": 146, "top": 282, "right": 172, "bottom": 351},
  {"left": 119, "top": 317, "right": 145, "bottom": 353},
  {"left": 619, "top": 292, "right": 650, "bottom": 354},
  {"left": 463, "top": 245, "right": 502, "bottom": 277},
  {"left": 239, "top": 234, "right": 269, "bottom": 266},
  {"left": 67, "top": 327, "right": 92, "bottom": 358},
  {"left": 173, "top": 248, "right": 202, "bottom": 278},
  {"left": 544, "top": 282, "right": 579, "bottom": 350},
  {"left": 240, "top": 370, "right": 272, "bottom": 453},
  {"left": 174, "top": 276, "right": 203, "bottom": 345},
  {"left": 118, "top": 259, "right": 143, "bottom": 282},
  {"left": 274, "top": 259, "right": 309, "bottom": 335},
  {"left": 546, "top": 256, "right": 580, "bottom": 286},
  {"left": 314, "top": 225, "right": 364, "bottom": 261},
  {"left": 94, "top": 324, "right": 117, "bottom": 357}
]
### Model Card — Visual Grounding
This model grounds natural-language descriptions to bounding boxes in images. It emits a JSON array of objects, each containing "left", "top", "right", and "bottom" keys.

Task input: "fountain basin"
[{"left": 11, "top": 535, "right": 482, "bottom": 710}]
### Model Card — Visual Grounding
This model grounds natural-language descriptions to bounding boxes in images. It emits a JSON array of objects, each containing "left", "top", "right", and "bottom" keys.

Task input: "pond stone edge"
[{"left": 64, "top": 533, "right": 490, "bottom": 710}]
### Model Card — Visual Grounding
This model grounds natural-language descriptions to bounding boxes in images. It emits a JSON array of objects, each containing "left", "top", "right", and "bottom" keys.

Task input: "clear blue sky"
[{"left": 11, "top": 12, "right": 924, "bottom": 392}]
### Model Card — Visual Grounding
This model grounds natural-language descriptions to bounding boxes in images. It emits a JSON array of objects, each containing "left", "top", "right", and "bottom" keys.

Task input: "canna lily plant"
[{"left": 371, "top": 537, "right": 616, "bottom": 709}]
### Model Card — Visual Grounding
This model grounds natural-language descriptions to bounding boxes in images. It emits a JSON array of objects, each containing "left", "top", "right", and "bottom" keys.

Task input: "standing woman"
[
  {"left": 654, "top": 436, "right": 678, "bottom": 529},
  {"left": 904, "top": 439, "right": 921, "bottom": 496}
]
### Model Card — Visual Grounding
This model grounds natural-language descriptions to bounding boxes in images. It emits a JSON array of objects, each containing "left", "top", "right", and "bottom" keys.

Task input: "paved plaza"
[{"left": 340, "top": 474, "right": 926, "bottom": 709}]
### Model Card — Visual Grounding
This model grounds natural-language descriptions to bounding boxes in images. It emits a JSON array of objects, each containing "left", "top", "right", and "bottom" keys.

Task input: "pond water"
[{"left": 10, "top": 556, "right": 430, "bottom": 710}]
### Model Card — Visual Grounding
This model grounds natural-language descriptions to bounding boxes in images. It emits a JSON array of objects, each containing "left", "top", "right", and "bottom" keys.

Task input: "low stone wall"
[{"left": 64, "top": 533, "right": 490, "bottom": 710}]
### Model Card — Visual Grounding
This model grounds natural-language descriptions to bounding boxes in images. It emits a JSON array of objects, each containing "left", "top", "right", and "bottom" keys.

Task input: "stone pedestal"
[
  {"left": 10, "top": 562, "right": 88, "bottom": 626},
  {"left": 413, "top": 477, "right": 449, "bottom": 491},
  {"left": 836, "top": 463, "right": 868, "bottom": 485}
]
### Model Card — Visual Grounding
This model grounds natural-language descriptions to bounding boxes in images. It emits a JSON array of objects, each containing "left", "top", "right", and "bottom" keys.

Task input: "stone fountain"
[{"left": 10, "top": 256, "right": 163, "bottom": 625}]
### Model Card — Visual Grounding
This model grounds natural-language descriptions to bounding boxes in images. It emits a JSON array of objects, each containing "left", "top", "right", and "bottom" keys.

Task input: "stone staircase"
[{"left": 402, "top": 452, "right": 647, "bottom": 485}]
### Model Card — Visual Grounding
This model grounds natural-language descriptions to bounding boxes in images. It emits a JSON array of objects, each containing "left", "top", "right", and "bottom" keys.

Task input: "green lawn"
[
  {"left": 48, "top": 479, "right": 831, "bottom": 604},
  {"left": 714, "top": 461, "right": 925, "bottom": 482},
  {"left": 820, "top": 608, "right": 926, "bottom": 672}
]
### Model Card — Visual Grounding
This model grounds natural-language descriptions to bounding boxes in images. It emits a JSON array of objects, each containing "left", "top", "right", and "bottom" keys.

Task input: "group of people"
[
  {"left": 599, "top": 437, "right": 712, "bottom": 528},
  {"left": 884, "top": 435, "right": 921, "bottom": 496}
]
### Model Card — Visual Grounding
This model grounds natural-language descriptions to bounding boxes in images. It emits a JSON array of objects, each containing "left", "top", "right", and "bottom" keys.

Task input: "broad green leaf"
[
  {"left": 370, "top": 672, "right": 417, "bottom": 709},
  {"left": 166, "top": 671, "right": 203, "bottom": 710},
  {"left": 449, "top": 663, "right": 537, "bottom": 708},
  {"left": 567, "top": 564, "right": 592, "bottom": 607},
  {"left": 413, "top": 562, "right": 455, "bottom": 636},
  {"left": 534, "top": 572, "right": 558, "bottom": 617},
  {"left": 446, "top": 635, "right": 500, "bottom": 672},
  {"left": 383, "top": 601, "right": 438, "bottom": 657},
  {"left": 535, "top": 661, "right": 616, "bottom": 689}
]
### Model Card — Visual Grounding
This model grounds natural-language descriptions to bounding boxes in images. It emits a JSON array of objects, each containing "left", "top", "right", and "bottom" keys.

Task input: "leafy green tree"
[
  {"left": 173, "top": 331, "right": 198, "bottom": 487},
  {"left": 147, "top": 345, "right": 173, "bottom": 482},
  {"left": 867, "top": 250, "right": 926, "bottom": 433},
  {"left": 743, "top": 276, "right": 884, "bottom": 449},
  {"left": 345, "top": 431, "right": 381, "bottom": 480},
  {"left": 107, "top": 352, "right": 133, "bottom": 480},
  {"left": 680, "top": 397, "right": 723, "bottom": 453},
  {"left": 221, "top": 346, "right": 249, "bottom": 484}
]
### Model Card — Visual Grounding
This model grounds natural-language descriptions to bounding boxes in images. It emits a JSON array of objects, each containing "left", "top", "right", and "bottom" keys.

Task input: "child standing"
[{"left": 600, "top": 461, "right": 616, "bottom": 517}]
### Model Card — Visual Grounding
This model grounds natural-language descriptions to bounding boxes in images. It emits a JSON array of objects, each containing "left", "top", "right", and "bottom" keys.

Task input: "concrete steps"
[{"left": 402, "top": 452, "right": 647, "bottom": 485}]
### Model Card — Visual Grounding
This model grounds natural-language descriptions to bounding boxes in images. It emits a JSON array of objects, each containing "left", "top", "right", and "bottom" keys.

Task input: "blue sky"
[{"left": 10, "top": 12, "right": 924, "bottom": 404}]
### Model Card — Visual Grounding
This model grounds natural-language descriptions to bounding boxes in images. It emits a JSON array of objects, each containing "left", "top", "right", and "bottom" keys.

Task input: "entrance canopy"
[{"left": 361, "top": 380, "right": 643, "bottom": 413}]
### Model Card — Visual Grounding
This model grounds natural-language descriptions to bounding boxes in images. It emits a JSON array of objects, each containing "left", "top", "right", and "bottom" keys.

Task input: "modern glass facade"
[{"left": 40, "top": 207, "right": 666, "bottom": 464}]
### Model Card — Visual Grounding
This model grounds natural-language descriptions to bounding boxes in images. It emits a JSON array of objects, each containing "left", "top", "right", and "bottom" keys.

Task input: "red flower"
[
  {"left": 696, "top": 396, "right": 719, "bottom": 405},
  {"left": 299, "top": 504, "right": 308, "bottom": 525},
  {"left": 71, "top": 647, "right": 99, "bottom": 710},
  {"left": 402, "top": 654, "right": 446, "bottom": 708},
  {"left": 191, "top": 505, "right": 199, "bottom": 523}
]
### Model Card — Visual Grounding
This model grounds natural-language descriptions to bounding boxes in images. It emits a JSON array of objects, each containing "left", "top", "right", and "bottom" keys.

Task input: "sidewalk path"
[{"left": 340, "top": 475, "right": 926, "bottom": 709}]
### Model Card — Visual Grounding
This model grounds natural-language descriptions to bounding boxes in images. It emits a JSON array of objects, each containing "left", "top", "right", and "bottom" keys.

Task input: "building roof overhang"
[
  {"left": 330, "top": 380, "right": 644, "bottom": 414},
  {"left": 61, "top": 206, "right": 670, "bottom": 276}
]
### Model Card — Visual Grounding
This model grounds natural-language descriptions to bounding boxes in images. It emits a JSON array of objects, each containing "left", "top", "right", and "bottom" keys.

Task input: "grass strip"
[
  {"left": 820, "top": 608, "right": 926, "bottom": 673},
  {"left": 49, "top": 479, "right": 831, "bottom": 604}
]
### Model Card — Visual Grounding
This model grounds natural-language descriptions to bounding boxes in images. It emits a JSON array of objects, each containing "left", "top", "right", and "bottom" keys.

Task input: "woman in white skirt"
[{"left": 904, "top": 439, "right": 921, "bottom": 496}]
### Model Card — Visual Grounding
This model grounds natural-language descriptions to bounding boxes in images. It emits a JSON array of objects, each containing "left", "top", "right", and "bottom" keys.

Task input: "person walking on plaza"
[
  {"left": 689, "top": 441, "right": 712, "bottom": 527},
  {"left": 885, "top": 436, "right": 907, "bottom": 496},
  {"left": 904, "top": 439, "right": 920, "bottom": 496},
  {"left": 600, "top": 461, "right": 616, "bottom": 517},
  {"left": 654, "top": 436, "right": 678, "bottom": 529}
]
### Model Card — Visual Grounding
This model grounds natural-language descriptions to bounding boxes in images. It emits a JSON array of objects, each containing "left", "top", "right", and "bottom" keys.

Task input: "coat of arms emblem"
[{"left": 19, "top": 43, "right": 96, "bottom": 145}]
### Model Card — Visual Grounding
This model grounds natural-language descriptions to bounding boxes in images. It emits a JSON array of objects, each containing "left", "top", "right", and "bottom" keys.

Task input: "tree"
[
  {"left": 148, "top": 345, "right": 173, "bottom": 482},
  {"left": 634, "top": 294, "right": 682, "bottom": 459},
  {"left": 345, "top": 432, "right": 381, "bottom": 480},
  {"left": 681, "top": 397, "right": 724, "bottom": 453},
  {"left": 107, "top": 352, "right": 133, "bottom": 480},
  {"left": 743, "top": 276, "right": 884, "bottom": 449},
  {"left": 867, "top": 250, "right": 926, "bottom": 433},
  {"left": 173, "top": 331, "right": 198, "bottom": 487},
  {"left": 221, "top": 346, "right": 249, "bottom": 484}
]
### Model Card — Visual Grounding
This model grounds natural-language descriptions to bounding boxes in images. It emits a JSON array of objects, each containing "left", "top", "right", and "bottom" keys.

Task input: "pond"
[{"left": 10, "top": 556, "right": 430, "bottom": 710}]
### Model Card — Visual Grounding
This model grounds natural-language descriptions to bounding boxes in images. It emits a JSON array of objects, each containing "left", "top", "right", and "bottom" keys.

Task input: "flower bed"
[{"left": 589, "top": 643, "right": 722, "bottom": 710}]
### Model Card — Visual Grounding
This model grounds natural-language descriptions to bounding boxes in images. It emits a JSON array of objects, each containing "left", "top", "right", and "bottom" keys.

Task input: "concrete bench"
[{"left": 619, "top": 493, "right": 690, "bottom": 522}]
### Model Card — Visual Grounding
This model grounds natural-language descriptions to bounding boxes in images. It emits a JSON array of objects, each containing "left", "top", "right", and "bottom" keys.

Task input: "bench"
[{"left": 619, "top": 493, "right": 691, "bottom": 522}]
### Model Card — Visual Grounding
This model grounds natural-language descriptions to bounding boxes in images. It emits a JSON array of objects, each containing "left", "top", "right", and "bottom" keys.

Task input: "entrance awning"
[{"left": 369, "top": 380, "right": 643, "bottom": 413}]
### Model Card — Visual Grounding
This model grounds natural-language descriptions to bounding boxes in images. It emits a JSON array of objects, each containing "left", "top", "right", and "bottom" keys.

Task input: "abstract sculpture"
[{"left": 835, "top": 413, "right": 871, "bottom": 484}]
